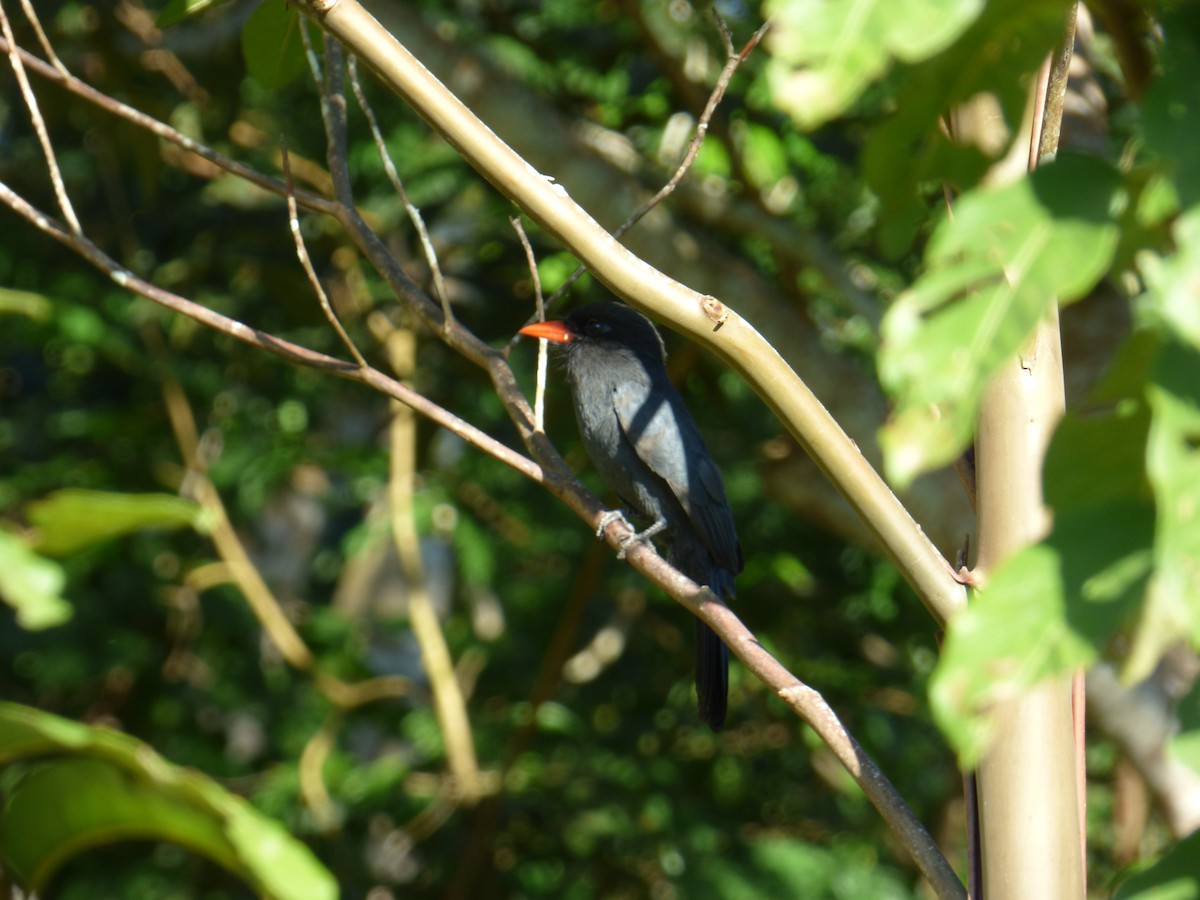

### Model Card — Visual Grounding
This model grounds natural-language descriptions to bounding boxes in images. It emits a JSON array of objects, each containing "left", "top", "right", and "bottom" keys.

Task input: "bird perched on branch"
[{"left": 519, "top": 302, "right": 743, "bottom": 730}]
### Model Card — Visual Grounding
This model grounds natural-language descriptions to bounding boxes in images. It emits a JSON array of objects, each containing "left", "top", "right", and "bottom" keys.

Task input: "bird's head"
[{"left": 518, "top": 302, "right": 667, "bottom": 367}]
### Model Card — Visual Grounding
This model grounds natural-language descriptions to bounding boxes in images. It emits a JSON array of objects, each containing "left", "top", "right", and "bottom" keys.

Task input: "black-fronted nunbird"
[{"left": 519, "top": 302, "right": 743, "bottom": 730}]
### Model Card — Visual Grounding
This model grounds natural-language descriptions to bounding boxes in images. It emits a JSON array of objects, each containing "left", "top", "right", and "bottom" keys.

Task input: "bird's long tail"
[{"left": 696, "top": 620, "right": 729, "bottom": 731}]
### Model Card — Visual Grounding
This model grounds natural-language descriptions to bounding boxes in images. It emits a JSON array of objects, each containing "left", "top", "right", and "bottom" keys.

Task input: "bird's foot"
[
  {"left": 596, "top": 511, "right": 666, "bottom": 560},
  {"left": 596, "top": 509, "right": 631, "bottom": 539}
]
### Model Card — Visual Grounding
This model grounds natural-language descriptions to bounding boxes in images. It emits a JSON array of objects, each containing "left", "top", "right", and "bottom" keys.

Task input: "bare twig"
[
  {"left": 0, "top": 35, "right": 339, "bottom": 215},
  {"left": 15, "top": 0, "right": 67, "bottom": 77},
  {"left": 0, "top": 0, "right": 80, "bottom": 234},
  {"left": 0, "top": 181, "right": 543, "bottom": 484},
  {"left": 612, "top": 18, "right": 769, "bottom": 245},
  {"left": 1034, "top": 3, "right": 1078, "bottom": 166},
  {"left": 511, "top": 217, "right": 548, "bottom": 432},
  {"left": 518, "top": 18, "right": 770, "bottom": 333},
  {"left": 298, "top": 11, "right": 324, "bottom": 86},
  {"left": 348, "top": 54, "right": 454, "bottom": 333},
  {"left": 281, "top": 140, "right": 369, "bottom": 368}
]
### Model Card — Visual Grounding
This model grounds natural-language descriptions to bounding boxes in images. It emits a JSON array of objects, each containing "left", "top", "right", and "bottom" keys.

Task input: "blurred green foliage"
[{"left": 1, "top": 0, "right": 1196, "bottom": 897}]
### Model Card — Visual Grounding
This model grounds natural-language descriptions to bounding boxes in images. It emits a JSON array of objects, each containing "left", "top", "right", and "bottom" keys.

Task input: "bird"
[{"left": 519, "top": 301, "right": 743, "bottom": 730}]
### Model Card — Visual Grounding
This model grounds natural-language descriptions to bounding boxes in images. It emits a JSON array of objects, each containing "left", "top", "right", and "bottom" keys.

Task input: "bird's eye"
[{"left": 584, "top": 318, "right": 609, "bottom": 337}]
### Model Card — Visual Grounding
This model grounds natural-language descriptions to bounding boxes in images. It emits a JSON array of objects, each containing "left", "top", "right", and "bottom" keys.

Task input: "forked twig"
[
  {"left": 281, "top": 139, "right": 369, "bottom": 368},
  {"left": 0, "top": 0, "right": 80, "bottom": 234},
  {"left": 509, "top": 15, "right": 769, "bottom": 336},
  {"left": 348, "top": 54, "right": 455, "bottom": 333}
]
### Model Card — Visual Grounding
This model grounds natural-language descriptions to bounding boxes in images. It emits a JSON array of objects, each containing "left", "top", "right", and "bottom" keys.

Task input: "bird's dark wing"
[{"left": 611, "top": 379, "right": 742, "bottom": 576}]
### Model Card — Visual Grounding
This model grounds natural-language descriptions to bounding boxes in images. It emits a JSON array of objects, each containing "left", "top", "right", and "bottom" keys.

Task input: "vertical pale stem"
[{"left": 974, "top": 308, "right": 1083, "bottom": 898}]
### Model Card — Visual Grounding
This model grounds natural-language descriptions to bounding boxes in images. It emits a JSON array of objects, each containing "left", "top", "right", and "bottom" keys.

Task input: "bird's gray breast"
[{"left": 566, "top": 351, "right": 682, "bottom": 524}]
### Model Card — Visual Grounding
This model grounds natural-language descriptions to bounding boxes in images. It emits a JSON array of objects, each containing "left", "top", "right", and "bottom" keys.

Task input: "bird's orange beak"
[{"left": 518, "top": 320, "right": 576, "bottom": 344}]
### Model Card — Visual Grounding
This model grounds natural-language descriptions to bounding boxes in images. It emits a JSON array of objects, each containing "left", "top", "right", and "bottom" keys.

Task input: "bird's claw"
[
  {"left": 622, "top": 518, "right": 669, "bottom": 559},
  {"left": 596, "top": 509, "right": 631, "bottom": 539},
  {"left": 596, "top": 511, "right": 667, "bottom": 560}
]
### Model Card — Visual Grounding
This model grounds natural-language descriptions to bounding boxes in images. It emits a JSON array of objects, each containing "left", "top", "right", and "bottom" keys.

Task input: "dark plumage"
[{"left": 519, "top": 302, "right": 743, "bottom": 729}]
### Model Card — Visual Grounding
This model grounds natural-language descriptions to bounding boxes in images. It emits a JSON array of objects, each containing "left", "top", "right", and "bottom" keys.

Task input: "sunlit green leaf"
[
  {"left": 765, "top": 0, "right": 986, "bottom": 128},
  {"left": 0, "top": 531, "right": 72, "bottom": 629},
  {"left": 863, "top": 0, "right": 1075, "bottom": 253},
  {"left": 242, "top": 0, "right": 312, "bottom": 90},
  {"left": 1140, "top": 13, "right": 1200, "bottom": 208},
  {"left": 0, "top": 704, "right": 336, "bottom": 900},
  {"left": 1114, "top": 830, "right": 1200, "bottom": 899},
  {"left": 28, "top": 490, "right": 203, "bottom": 557},
  {"left": 1128, "top": 340, "right": 1200, "bottom": 680},
  {"left": 0, "top": 758, "right": 240, "bottom": 890},
  {"left": 1143, "top": 208, "right": 1200, "bottom": 351},
  {"left": 880, "top": 154, "right": 1124, "bottom": 486}
]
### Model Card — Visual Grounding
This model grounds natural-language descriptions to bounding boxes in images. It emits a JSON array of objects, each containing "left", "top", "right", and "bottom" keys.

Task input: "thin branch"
[
  {"left": 614, "top": 17, "right": 769, "bottom": 244},
  {"left": 0, "top": 181, "right": 543, "bottom": 485},
  {"left": 0, "top": 35, "right": 339, "bottom": 216},
  {"left": 281, "top": 139, "right": 369, "bottom": 368},
  {"left": 157, "top": 376, "right": 314, "bottom": 672},
  {"left": 610, "top": 526, "right": 964, "bottom": 900},
  {"left": 385, "top": 326, "right": 483, "bottom": 805},
  {"left": 348, "top": 54, "right": 454, "bottom": 333},
  {"left": 296, "top": 20, "right": 491, "bottom": 799},
  {"left": 520, "top": 17, "right": 770, "bottom": 332},
  {"left": 511, "top": 216, "right": 548, "bottom": 433},
  {"left": 15, "top": 0, "right": 67, "bottom": 77},
  {"left": 299, "top": 9, "right": 323, "bottom": 85},
  {"left": 0, "top": 0, "right": 80, "bottom": 234},
  {"left": 1033, "top": 3, "right": 1078, "bottom": 165}
]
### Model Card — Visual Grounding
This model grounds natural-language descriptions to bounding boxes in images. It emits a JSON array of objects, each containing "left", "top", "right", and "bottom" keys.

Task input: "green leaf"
[
  {"left": 931, "top": 544, "right": 1091, "bottom": 765},
  {"left": 242, "top": 0, "right": 312, "bottom": 91},
  {"left": 1, "top": 758, "right": 242, "bottom": 890},
  {"left": 1142, "top": 208, "right": 1200, "bottom": 351},
  {"left": 764, "top": 0, "right": 986, "bottom": 128},
  {"left": 1044, "top": 389, "right": 1152, "bottom": 513},
  {"left": 1140, "top": 13, "right": 1200, "bottom": 208},
  {"left": 28, "top": 489, "right": 203, "bottom": 557},
  {"left": 1128, "top": 340, "right": 1200, "bottom": 680},
  {"left": 0, "top": 531, "right": 73, "bottom": 629},
  {"left": 0, "top": 704, "right": 336, "bottom": 900},
  {"left": 879, "top": 154, "right": 1124, "bottom": 487},
  {"left": 1114, "top": 830, "right": 1200, "bottom": 899},
  {"left": 863, "top": 0, "right": 1075, "bottom": 253}
]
